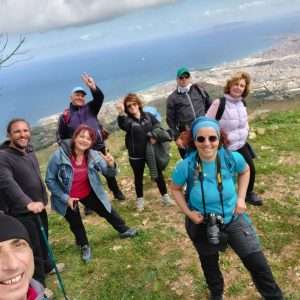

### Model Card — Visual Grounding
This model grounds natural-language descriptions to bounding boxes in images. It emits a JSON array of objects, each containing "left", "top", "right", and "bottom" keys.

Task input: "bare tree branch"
[
  {"left": 0, "top": 35, "right": 26, "bottom": 66},
  {"left": 0, "top": 34, "right": 8, "bottom": 53}
]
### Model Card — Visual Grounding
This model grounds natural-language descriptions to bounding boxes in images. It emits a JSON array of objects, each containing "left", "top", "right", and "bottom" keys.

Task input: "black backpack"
[{"left": 215, "top": 97, "right": 246, "bottom": 121}]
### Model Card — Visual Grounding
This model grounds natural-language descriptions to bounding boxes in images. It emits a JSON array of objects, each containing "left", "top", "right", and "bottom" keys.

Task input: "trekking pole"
[{"left": 36, "top": 215, "right": 70, "bottom": 300}]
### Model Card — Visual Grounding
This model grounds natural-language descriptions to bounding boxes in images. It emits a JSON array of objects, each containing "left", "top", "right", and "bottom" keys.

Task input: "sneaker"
[
  {"left": 84, "top": 207, "right": 94, "bottom": 216},
  {"left": 44, "top": 288, "right": 54, "bottom": 300},
  {"left": 81, "top": 245, "right": 92, "bottom": 263},
  {"left": 246, "top": 192, "right": 263, "bottom": 206},
  {"left": 48, "top": 262, "right": 65, "bottom": 275},
  {"left": 113, "top": 190, "right": 126, "bottom": 201},
  {"left": 161, "top": 194, "right": 175, "bottom": 206},
  {"left": 136, "top": 197, "right": 144, "bottom": 211},
  {"left": 120, "top": 228, "right": 138, "bottom": 239}
]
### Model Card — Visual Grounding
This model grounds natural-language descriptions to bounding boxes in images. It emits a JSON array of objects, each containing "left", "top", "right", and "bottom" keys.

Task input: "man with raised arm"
[{"left": 56, "top": 73, "right": 126, "bottom": 206}]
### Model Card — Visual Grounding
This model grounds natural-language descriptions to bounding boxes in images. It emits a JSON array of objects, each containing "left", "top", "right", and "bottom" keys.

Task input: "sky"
[{"left": 1, "top": 0, "right": 300, "bottom": 62}]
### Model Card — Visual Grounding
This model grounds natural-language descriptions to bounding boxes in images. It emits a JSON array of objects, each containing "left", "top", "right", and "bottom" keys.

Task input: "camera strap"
[{"left": 196, "top": 154, "right": 225, "bottom": 219}]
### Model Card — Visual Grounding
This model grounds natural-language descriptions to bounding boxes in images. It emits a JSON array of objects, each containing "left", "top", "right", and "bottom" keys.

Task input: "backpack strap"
[
  {"left": 216, "top": 97, "right": 247, "bottom": 121},
  {"left": 62, "top": 108, "right": 71, "bottom": 124},
  {"left": 192, "top": 84, "right": 208, "bottom": 101},
  {"left": 215, "top": 97, "right": 226, "bottom": 121}
]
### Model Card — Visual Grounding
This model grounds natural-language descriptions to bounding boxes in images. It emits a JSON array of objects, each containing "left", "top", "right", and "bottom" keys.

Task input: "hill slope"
[{"left": 37, "top": 99, "right": 300, "bottom": 300}]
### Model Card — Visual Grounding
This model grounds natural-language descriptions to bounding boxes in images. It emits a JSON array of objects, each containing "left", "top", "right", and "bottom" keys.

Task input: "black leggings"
[
  {"left": 64, "top": 192, "right": 129, "bottom": 246},
  {"left": 237, "top": 143, "right": 256, "bottom": 194},
  {"left": 129, "top": 158, "right": 167, "bottom": 198}
]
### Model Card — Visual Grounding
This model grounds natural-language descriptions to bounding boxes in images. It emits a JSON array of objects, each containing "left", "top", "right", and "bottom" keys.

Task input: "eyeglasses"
[
  {"left": 196, "top": 135, "right": 218, "bottom": 143},
  {"left": 126, "top": 103, "right": 138, "bottom": 109},
  {"left": 179, "top": 74, "right": 190, "bottom": 80}
]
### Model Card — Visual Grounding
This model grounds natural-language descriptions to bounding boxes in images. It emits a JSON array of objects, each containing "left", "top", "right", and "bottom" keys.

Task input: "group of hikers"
[{"left": 0, "top": 68, "right": 284, "bottom": 300}]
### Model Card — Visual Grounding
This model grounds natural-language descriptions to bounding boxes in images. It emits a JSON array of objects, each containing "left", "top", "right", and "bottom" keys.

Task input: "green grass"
[{"left": 37, "top": 101, "right": 300, "bottom": 300}]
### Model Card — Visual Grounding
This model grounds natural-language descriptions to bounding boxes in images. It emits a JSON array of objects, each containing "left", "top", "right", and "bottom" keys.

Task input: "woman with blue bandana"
[{"left": 170, "top": 117, "right": 283, "bottom": 300}]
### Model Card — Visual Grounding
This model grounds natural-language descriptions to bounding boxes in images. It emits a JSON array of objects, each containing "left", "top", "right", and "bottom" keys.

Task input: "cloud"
[
  {"left": 203, "top": 8, "right": 226, "bottom": 17},
  {"left": 0, "top": 0, "right": 175, "bottom": 33},
  {"left": 239, "top": 1, "right": 266, "bottom": 10}
]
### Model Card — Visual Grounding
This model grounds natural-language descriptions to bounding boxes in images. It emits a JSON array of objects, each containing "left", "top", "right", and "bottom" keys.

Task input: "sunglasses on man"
[
  {"left": 196, "top": 135, "right": 218, "bottom": 143},
  {"left": 178, "top": 74, "right": 190, "bottom": 80}
]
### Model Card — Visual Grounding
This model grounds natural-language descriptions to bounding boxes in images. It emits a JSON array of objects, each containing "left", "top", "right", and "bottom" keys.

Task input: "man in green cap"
[{"left": 166, "top": 67, "right": 211, "bottom": 158}]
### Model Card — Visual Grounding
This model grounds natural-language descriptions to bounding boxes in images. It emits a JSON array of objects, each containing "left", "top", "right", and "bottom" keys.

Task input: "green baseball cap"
[{"left": 176, "top": 67, "right": 190, "bottom": 78}]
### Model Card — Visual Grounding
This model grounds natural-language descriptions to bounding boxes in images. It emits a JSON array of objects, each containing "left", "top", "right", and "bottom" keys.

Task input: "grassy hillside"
[{"left": 37, "top": 99, "right": 300, "bottom": 300}]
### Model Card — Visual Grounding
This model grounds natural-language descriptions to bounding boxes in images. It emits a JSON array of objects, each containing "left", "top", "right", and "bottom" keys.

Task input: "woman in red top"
[{"left": 46, "top": 125, "right": 137, "bottom": 262}]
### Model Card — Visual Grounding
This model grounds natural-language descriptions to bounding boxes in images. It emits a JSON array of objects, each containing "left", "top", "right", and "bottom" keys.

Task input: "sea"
[{"left": 0, "top": 13, "right": 300, "bottom": 140}]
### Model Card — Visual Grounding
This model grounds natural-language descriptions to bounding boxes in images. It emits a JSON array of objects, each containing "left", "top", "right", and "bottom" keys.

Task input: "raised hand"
[
  {"left": 81, "top": 73, "right": 96, "bottom": 91},
  {"left": 115, "top": 101, "right": 125, "bottom": 114},
  {"left": 100, "top": 151, "right": 115, "bottom": 167}
]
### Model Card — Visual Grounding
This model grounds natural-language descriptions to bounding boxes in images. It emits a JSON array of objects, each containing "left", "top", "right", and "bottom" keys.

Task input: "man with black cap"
[
  {"left": 56, "top": 73, "right": 126, "bottom": 207},
  {"left": 0, "top": 118, "right": 62, "bottom": 290},
  {"left": 166, "top": 67, "right": 211, "bottom": 158},
  {"left": 0, "top": 213, "right": 47, "bottom": 300}
]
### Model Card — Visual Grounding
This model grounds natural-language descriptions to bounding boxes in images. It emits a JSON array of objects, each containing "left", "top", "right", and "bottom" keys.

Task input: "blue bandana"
[{"left": 191, "top": 117, "right": 220, "bottom": 140}]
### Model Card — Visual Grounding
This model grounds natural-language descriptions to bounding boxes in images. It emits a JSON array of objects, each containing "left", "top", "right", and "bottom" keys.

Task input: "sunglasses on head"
[
  {"left": 179, "top": 74, "right": 190, "bottom": 80},
  {"left": 126, "top": 103, "right": 138, "bottom": 109},
  {"left": 196, "top": 135, "right": 218, "bottom": 143}
]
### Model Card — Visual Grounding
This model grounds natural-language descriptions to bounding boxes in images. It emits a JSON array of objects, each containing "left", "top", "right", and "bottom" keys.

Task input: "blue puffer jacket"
[{"left": 45, "top": 141, "right": 115, "bottom": 216}]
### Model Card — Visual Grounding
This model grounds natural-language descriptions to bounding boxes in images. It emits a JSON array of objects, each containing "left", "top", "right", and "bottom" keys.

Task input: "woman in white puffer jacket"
[{"left": 206, "top": 71, "right": 262, "bottom": 206}]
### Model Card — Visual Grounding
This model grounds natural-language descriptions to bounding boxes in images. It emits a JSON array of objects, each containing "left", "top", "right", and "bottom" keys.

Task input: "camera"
[{"left": 205, "top": 213, "right": 225, "bottom": 245}]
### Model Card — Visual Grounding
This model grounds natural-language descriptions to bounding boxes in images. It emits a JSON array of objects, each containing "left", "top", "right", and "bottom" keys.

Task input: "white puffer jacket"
[{"left": 206, "top": 94, "right": 249, "bottom": 151}]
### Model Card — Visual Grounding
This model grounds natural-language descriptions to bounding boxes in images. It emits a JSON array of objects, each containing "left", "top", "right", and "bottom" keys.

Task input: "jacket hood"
[
  {"left": 0, "top": 140, "right": 10, "bottom": 150},
  {"left": 0, "top": 140, "right": 34, "bottom": 153},
  {"left": 60, "top": 139, "right": 72, "bottom": 157}
]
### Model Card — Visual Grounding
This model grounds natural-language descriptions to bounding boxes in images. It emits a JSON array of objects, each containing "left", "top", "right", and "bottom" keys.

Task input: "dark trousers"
[
  {"left": 106, "top": 176, "right": 121, "bottom": 195},
  {"left": 199, "top": 252, "right": 283, "bottom": 299},
  {"left": 237, "top": 143, "right": 256, "bottom": 194},
  {"left": 64, "top": 192, "right": 129, "bottom": 246},
  {"left": 99, "top": 148, "right": 122, "bottom": 195},
  {"left": 17, "top": 210, "right": 53, "bottom": 286},
  {"left": 186, "top": 216, "right": 283, "bottom": 299},
  {"left": 129, "top": 158, "right": 167, "bottom": 198}
]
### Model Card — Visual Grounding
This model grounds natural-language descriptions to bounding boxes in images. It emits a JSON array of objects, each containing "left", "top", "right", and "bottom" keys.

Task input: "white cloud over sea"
[{"left": 0, "top": 0, "right": 175, "bottom": 33}]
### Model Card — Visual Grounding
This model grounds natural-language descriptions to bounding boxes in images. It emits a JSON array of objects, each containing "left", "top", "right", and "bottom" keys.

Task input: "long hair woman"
[
  {"left": 46, "top": 125, "right": 137, "bottom": 262},
  {"left": 116, "top": 93, "right": 173, "bottom": 211},
  {"left": 206, "top": 72, "right": 262, "bottom": 206}
]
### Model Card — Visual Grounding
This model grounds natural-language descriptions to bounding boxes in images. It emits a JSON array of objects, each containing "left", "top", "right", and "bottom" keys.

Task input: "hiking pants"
[
  {"left": 237, "top": 143, "right": 256, "bottom": 195},
  {"left": 186, "top": 215, "right": 283, "bottom": 299},
  {"left": 129, "top": 158, "right": 167, "bottom": 198},
  {"left": 64, "top": 191, "right": 129, "bottom": 246}
]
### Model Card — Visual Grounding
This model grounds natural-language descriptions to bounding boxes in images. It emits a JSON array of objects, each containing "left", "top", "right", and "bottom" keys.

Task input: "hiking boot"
[
  {"left": 120, "top": 228, "right": 138, "bottom": 239},
  {"left": 246, "top": 192, "right": 263, "bottom": 206},
  {"left": 48, "top": 262, "right": 65, "bottom": 275},
  {"left": 81, "top": 245, "right": 92, "bottom": 263},
  {"left": 44, "top": 288, "right": 54, "bottom": 300},
  {"left": 136, "top": 197, "right": 144, "bottom": 211},
  {"left": 161, "top": 194, "right": 175, "bottom": 206},
  {"left": 114, "top": 190, "right": 126, "bottom": 201},
  {"left": 84, "top": 207, "right": 94, "bottom": 216}
]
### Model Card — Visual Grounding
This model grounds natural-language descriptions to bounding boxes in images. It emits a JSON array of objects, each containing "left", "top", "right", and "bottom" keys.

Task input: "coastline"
[{"left": 38, "top": 34, "right": 300, "bottom": 128}]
